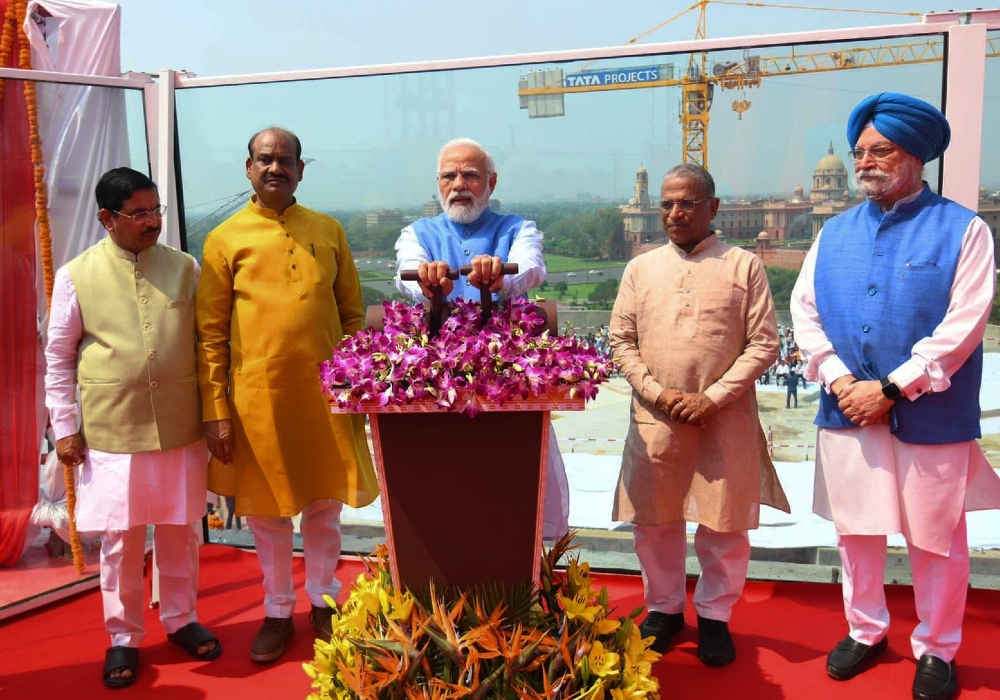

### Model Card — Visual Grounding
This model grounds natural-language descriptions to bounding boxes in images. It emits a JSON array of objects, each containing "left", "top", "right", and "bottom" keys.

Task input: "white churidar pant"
[
  {"left": 101, "top": 522, "right": 200, "bottom": 647},
  {"left": 839, "top": 511, "right": 969, "bottom": 662},
  {"left": 247, "top": 498, "right": 343, "bottom": 617},
  {"left": 634, "top": 520, "right": 750, "bottom": 622}
]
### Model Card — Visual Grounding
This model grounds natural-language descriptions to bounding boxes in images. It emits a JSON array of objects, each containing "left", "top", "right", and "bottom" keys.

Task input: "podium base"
[{"left": 370, "top": 410, "right": 550, "bottom": 594}]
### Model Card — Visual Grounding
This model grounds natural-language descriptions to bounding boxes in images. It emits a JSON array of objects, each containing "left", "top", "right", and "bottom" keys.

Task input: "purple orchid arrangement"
[{"left": 320, "top": 298, "right": 614, "bottom": 415}]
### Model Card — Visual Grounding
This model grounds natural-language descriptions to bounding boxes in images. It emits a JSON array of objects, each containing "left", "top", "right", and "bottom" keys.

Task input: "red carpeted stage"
[{"left": 1, "top": 544, "right": 998, "bottom": 699}]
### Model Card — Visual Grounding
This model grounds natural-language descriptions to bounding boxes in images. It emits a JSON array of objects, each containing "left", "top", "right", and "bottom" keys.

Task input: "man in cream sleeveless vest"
[{"left": 44, "top": 167, "right": 220, "bottom": 689}]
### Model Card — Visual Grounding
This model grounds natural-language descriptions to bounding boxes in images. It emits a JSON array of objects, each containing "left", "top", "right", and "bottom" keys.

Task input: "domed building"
[
  {"left": 809, "top": 143, "right": 857, "bottom": 237},
  {"left": 810, "top": 142, "right": 851, "bottom": 202}
]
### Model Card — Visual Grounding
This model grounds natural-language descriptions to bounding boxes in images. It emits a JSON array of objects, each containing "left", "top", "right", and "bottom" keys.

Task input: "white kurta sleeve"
[
  {"left": 394, "top": 224, "right": 429, "bottom": 302},
  {"left": 790, "top": 230, "right": 853, "bottom": 392},
  {"left": 44, "top": 267, "right": 82, "bottom": 439},
  {"left": 502, "top": 220, "right": 546, "bottom": 298},
  {"left": 888, "top": 217, "right": 996, "bottom": 399}
]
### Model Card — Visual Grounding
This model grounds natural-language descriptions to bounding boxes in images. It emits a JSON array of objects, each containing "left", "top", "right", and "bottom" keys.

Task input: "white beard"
[{"left": 441, "top": 190, "right": 490, "bottom": 224}]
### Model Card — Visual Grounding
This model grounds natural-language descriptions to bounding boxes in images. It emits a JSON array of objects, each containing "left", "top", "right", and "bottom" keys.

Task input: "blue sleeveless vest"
[
  {"left": 411, "top": 208, "right": 522, "bottom": 302},
  {"left": 813, "top": 187, "right": 982, "bottom": 444}
]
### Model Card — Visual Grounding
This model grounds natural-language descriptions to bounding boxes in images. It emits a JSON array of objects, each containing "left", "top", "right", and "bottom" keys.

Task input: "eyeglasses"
[
  {"left": 847, "top": 146, "right": 896, "bottom": 162},
  {"left": 437, "top": 169, "right": 484, "bottom": 185},
  {"left": 111, "top": 205, "right": 167, "bottom": 223},
  {"left": 659, "top": 198, "right": 712, "bottom": 212}
]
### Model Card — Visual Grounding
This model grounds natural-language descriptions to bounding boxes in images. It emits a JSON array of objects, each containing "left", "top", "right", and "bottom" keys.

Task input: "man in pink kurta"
[{"left": 611, "top": 163, "right": 788, "bottom": 667}]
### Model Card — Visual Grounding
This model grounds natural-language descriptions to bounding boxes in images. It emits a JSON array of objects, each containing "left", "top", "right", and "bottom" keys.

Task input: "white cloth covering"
[
  {"left": 247, "top": 498, "right": 344, "bottom": 617},
  {"left": 634, "top": 521, "right": 750, "bottom": 622}
]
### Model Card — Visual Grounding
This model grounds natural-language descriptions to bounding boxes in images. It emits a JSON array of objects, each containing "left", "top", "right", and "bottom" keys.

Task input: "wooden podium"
[
  {"left": 341, "top": 292, "right": 579, "bottom": 594},
  {"left": 335, "top": 392, "right": 582, "bottom": 594}
]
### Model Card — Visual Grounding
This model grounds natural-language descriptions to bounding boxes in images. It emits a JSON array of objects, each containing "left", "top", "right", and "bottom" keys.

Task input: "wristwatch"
[{"left": 880, "top": 377, "right": 902, "bottom": 400}]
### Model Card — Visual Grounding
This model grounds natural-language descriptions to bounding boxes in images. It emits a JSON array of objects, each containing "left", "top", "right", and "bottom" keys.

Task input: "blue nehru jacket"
[
  {"left": 813, "top": 186, "right": 983, "bottom": 444},
  {"left": 411, "top": 208, "right": 523, "bottom": 302}
]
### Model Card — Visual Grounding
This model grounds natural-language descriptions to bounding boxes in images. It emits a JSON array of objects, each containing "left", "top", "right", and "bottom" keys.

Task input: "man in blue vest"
[
  {"left": 791, "top": 93, "right": 1000, "bottom": 700},
  {"left": 394, "top": 137, "right": 569, "bottom": 541}
]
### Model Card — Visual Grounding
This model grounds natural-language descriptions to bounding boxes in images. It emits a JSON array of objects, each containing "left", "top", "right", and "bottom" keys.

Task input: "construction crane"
[{"left": 517, "top": 1, "right": 997, "bottom": 168}]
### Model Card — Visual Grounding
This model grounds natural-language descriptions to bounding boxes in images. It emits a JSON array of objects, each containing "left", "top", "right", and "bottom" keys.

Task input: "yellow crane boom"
[{"left": 517, "top": 2, "right": 997, "bottom": 168}]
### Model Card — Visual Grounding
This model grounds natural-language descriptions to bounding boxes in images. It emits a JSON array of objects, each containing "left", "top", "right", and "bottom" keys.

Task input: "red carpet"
[{"left": 1, "top": 544, "right": 998, "bottom": 699}]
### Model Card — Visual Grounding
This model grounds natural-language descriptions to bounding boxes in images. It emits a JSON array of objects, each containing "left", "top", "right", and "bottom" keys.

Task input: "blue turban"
[{"left": 846, "top": 92, "right": 951, "bottom": 163}]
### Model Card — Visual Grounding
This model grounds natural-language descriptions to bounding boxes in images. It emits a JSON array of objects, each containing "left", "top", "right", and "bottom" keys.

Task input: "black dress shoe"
[
  {"left": 912, "top": 655, "right": 958, "bottom": 700},
  {"left": 697, "top": 616, "right": 736, "bottom": 667},
  {"left": 826, "top": 635, "right": 888, "bottom": 680},
  {"left": 638, "top": 611, "right": 684, "bottom": 653}
]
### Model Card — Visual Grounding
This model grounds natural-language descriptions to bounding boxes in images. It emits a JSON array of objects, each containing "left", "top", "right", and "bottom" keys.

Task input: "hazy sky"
[
  {"left": 114, "top": 1, "right": 955, "bottom": 75},
  {"left": 107, "top": 1, "right": 997, "bottom": 209}
]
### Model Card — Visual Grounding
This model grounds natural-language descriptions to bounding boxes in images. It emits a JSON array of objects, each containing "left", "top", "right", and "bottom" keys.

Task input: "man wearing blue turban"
[{"left": 791, "top": 93, "right": 1000, "bottom": 700}]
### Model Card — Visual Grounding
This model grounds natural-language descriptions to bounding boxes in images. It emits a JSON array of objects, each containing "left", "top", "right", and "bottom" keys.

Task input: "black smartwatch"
[{"left": 880, "top": 377, "right": 902, "bottom": 400}]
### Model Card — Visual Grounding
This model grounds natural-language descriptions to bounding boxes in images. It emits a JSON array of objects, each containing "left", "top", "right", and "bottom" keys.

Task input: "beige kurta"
[
  {"left": 196, "top": 198, "right": 379, "bottom": 517},
  {"left": 611, "top": 235, "right": 789, "bottom": 531}
]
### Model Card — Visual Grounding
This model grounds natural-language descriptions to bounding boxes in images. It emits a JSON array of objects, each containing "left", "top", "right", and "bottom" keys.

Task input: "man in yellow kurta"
[
  {"left": 196, "top": 127, "right": 378, "bottom": 663},
  {"left": 610, "top": 163, "right": 788, "bottom": 667}
]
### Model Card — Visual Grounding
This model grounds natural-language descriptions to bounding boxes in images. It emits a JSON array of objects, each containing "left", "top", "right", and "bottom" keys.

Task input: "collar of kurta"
[
  {"left": 669, "top": 232, "right": 719, "bottom": 257},
  {"left": 103, "top": 236, "right": 159, "bottom": 263},
  {"left": 248, "top": 195, "right": 301, "bottom": 220},
  {"left": 864, "top": 181, "right": 930, "bottom": 215}
]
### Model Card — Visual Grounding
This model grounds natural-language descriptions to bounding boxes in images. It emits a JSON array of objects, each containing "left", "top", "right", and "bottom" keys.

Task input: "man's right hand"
[
  {"left": 55, "top": 433, "right": 87, "bottom": 467},
  {"left": 655, "top": 387, "right": 684, "bottom": 414},
  {"left": 206, "top": 419, "right": 234, "bottom": 464},
  {"left": 830, "top": 374, "right": 858, "bottom": 399},
  {"left": 416, "top": 261, "right": 454, "bottom": 299}
]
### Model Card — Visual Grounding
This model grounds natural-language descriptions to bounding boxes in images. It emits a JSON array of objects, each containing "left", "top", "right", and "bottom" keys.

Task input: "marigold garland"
[{"left": 1, "top": 0, "right": 83, "bottom": 573}]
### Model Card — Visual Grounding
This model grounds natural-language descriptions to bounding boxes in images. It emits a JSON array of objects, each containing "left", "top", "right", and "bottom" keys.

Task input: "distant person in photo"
[{"left": 786, "top": 361, "right": 799, "bottom": 408}]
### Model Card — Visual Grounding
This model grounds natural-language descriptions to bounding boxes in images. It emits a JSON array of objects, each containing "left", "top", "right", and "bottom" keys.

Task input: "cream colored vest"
[{"left": 68, "top": 238, "right": 203, "bottom": 453}]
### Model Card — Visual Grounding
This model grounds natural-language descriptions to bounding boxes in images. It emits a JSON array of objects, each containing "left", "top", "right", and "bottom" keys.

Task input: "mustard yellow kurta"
[
  {"left": 196, "top": 198, "right": 378, "bottom": 517},
  {"left": 610, "top": 235, "right": 789, "bottom": 532}
]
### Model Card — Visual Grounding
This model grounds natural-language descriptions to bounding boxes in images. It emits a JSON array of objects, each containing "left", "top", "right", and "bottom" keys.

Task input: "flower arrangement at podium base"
[
  {"left": 305, "top": 300, "right": 660, "bottom": 699},
  {"left": 304, "top": 537, "right": 661, "bottom": 700}
]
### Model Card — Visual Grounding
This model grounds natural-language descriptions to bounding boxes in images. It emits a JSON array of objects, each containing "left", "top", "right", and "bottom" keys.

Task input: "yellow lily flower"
[
  {"left": 557, "top": 592, "right": 603, "bottom": 623},
  {"left": 587, "top": 640, "right": 620, "bottom": 678}
]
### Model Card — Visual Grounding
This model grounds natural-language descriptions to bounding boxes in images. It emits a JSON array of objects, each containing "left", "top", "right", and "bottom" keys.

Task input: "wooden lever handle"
[{"left": 399, "top": 263, "right": 519, "bottom": 282}]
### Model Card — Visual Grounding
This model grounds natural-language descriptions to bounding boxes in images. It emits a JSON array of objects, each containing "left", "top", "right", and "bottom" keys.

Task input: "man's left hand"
[
  {"left": 669, "top": 392, "right": 717, "bottom": 427},
  {"left": 836, "top": 379, "right": 893, "bottom": 427},
  {"left": 466, "top": 255, "right": 505, "bottom": 293}
]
